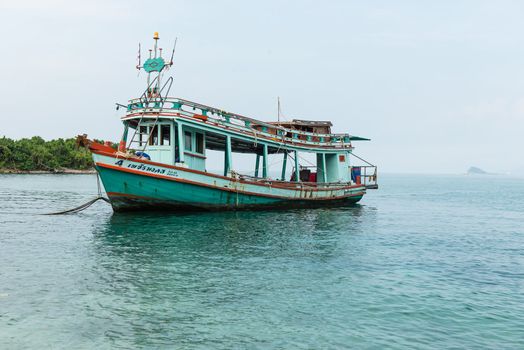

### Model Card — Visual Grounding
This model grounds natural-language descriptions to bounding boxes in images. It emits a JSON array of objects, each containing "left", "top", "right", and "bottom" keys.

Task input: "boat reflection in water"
[{"left": 82, "top": 204, "right": 376, "bottom": 347}]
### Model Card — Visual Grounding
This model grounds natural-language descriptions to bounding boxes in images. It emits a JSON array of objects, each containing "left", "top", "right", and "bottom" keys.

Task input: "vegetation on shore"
[{"left": 0, "top": 136, "right": 110, "bottom": 172}]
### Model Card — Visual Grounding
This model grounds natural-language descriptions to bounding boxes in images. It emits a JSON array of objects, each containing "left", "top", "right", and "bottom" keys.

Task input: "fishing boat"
[{"left": 78, "top": 33, "right": 378, "bottom": 211}]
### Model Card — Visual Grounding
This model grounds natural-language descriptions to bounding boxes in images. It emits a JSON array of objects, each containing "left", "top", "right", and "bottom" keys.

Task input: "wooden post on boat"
[
  {"left": 321, "top": 153, "right": 327, "bottom": 182},
  {"left": 255, "top": 154, "right": 260, "bottom": 177},
  {"left": 281, "top": 152, "right": 287, "bottom": 180},
  {"left": 177, "top": 122, "right": 185, "bottom": 163},
  {"left": 224, "top": 135, "right": 232, "bottom": 176},
  {"left": 262, "top": 144, "right": 268, "bottom": 178},
  {"left": 294, "top": 150, "right": 299, "bottom": 182}
]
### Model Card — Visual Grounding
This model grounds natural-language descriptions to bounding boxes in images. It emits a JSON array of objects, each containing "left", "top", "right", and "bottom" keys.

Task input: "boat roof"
[
  {"left": 122, "top": 96, "right": 370, "bottom": 153},
  {"left": 268, "top": 120, "right": 333, "bottom": 127}
]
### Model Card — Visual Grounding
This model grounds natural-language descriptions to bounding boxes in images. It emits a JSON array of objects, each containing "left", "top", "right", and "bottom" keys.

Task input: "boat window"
[
  {"left": 161, "top": 124, "right": 170, "bottom": 146},
  {"left": 184, "top": 131, "right": 192, "bottom": 151},
  {"left": 149, "top": 125, "right": 158, "bottom": 146},
  {"left": 195, "top": 132, "right": 204, "bottom": 154},
  {"left": 139, "top": 125, "right": 147, "bottom": 146}
]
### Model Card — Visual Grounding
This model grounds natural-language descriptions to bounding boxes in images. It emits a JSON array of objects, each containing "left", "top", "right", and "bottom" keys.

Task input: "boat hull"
[{"left": 93, "top": 152, "right": 366, "bottom": 212}]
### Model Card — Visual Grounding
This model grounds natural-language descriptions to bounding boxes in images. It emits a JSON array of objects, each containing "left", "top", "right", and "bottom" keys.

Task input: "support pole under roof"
[
  {"left": 224, "top": 135, "right": 232, "bottom": 176},
  {"left": 294, "top": 150, "right": 299, "bottom": 182},
  {"left": 255, "top": 154, "right": 260, "bottom": 178},
  {"left": 281, "top": 151, "right": 287, "bottom": 181},
  {"left": 321, "top": 153, "right": 327, "bottom": 183},
  {"left": 177, "top": 121, "right": 185, "bottom": 163},
  {"left": 262, "top": 144, "right": 268, "bottom": 178}
]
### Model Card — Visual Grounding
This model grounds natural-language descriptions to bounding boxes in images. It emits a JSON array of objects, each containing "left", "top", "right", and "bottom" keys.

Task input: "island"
[
  {"left": 0, "top": 136, "right": 113, "bottom": 173},
  {"left": 467, "top": 166, "right": 488, "bottom": 175}
]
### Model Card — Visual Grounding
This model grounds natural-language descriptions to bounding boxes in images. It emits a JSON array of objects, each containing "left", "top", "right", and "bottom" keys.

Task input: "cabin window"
[
  {"left": 149, "top": 125, "right": 158, "bottom": 146},
  {"left": 195, "top": 132, "right": 204, "bottom": 154},
  {"left": 139, "top": 125, "right": 147, "bottom": 146},
  {"left": 184, "top": 131, "right": 192, "bottom": 151},
  {"left": 161, "top": 124, "right": 171, "bottom": 146}
]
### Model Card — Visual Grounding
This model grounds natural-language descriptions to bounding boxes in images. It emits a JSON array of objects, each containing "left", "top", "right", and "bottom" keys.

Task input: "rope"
[
  {"left": 350, "top": 152, "right": 375, "bottom": 166},
  {"left": 43, "top": 173, "right": 110, "bottom": 215},
  {"left": 43, "top": 196, "right": 110, "bottom": 215}
]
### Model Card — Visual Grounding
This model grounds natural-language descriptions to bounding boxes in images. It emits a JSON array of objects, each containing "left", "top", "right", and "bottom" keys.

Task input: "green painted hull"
[{"left": 96, "top": 165, "right": 363, "bottom": 212}]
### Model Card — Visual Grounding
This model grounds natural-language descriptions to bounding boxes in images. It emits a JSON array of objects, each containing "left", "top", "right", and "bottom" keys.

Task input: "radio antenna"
[
  {"left": 136, "top": 43, "right": 141, "bottom": 70},
  {"left": 277, "top": 96, "right": 281, "bottom": 122},
  {"left": 169, "top": 37, "right": 178, "bottom": 66}
]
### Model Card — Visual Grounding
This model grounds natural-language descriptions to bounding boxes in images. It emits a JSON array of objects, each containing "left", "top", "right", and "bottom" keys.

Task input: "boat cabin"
[{"left": 121, "top": 97, "right": 377, "bottom": 188}]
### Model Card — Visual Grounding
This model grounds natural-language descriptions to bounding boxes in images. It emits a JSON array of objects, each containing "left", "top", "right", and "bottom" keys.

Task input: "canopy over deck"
[{"left": 123, "top": 96, "right": 371, "bottom": 154}]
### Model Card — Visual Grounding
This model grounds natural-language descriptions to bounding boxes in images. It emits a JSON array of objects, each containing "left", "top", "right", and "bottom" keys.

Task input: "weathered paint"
[{"left": 92, "top": 152, "right": 365, "bottom": 211}]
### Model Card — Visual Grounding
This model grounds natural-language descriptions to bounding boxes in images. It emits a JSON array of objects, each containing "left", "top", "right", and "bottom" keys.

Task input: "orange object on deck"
[
  {"left": 118, "top": 140, "right": 126, "bottom": 152},
  {"left": 193, "top": 114, "right": 208, "bottom": 122}
]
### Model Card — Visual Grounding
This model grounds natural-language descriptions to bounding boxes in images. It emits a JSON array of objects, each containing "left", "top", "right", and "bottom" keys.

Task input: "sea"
[{"left": 0, "top": 174, "right": 523, "bottom": 349}]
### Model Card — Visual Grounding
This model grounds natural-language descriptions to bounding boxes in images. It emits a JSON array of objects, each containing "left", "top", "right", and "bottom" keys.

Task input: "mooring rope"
[
  {"left": 43, "top": 174, "right": 110, "bottom": 215},
  {"left": 43, "top": 196, "right": 110, "bottom": 215}
]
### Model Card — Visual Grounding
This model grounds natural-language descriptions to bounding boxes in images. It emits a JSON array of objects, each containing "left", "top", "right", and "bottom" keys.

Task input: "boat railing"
[
  {"left": 124, "top": 97, "right": 356, "bottom": 148},
  {"left": 350, "top": 165, "right": 378, "bottom": 189},
  {"left": 233, "top": 172, "right": 353, "bottom": 189}
]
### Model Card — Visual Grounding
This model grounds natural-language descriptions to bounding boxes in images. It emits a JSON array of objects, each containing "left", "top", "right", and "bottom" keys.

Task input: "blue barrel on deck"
[
  {"left": 136, "top": 151, "right": 151, "bottom": 160},
  {"left": 351, "top": 167, "right": 361, "bottom": 184}
]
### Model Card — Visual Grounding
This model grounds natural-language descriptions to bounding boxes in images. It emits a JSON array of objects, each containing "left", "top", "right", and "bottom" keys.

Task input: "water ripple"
[{"left": 0, "top": 174, "right": 523, "bottom": 348}]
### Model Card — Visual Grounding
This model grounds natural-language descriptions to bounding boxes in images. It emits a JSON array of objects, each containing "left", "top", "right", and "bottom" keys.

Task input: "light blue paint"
[
  {"left": 294, "top": 150, "right": 299, "bottom": 182},
  {"left": 224, "top": 135, "right": 232, "bottom": 176},
  {"left": 262, "top": 144, "right": 268, "bottom": 178},
  {"left": 177, "top": 121, "right": 185, "bottom": 163}
]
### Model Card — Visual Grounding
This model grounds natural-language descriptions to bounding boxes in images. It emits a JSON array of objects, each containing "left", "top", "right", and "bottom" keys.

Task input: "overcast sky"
[{"left": 1, "top": 0, "right": 523, "bottom": 174}]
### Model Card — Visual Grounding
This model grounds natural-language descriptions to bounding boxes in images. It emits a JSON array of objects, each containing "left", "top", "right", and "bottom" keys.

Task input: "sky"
[{"left": 0, "top": 0, "right": 523, "bottom": 174}]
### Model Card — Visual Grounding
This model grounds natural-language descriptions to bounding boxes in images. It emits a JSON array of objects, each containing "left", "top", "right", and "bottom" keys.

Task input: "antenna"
[
  {"left": 169, "top": 37, "right": 178, "bottom": 66},
  {"left": 136, "top": 33, "right": 177, "bottom": 86},
  {"left": 277, "top": 96, "right": 281, "bottom": 122},
  {"left": 136, "top": 43, "right": 141, "bottom": 70}
]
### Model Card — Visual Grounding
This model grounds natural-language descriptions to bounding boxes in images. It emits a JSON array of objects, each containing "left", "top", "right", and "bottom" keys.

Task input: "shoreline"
[{"left": 0, "top": 168, "right": 96, "bottom": 174}]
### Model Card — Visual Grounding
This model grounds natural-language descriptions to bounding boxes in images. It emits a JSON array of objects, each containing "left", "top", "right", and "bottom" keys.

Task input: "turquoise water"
[{"left": 0, "top": 174, "right": 523, "bottom": 349}]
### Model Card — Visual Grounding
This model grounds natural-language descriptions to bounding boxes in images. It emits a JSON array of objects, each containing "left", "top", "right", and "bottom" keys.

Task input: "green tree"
[{"left": 0, "top": 136, "right": 96, "bottom": 171}]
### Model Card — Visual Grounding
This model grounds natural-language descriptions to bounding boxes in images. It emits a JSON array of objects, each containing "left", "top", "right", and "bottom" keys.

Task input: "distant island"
[
  {"left": 0, "top": 136, "right": 112, "bottom": 173},
  {"left": 467, "top": 166, "right": 488, "bottom": 175}
]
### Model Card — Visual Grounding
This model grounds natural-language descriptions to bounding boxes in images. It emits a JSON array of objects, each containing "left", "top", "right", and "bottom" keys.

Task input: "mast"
[
  {"left": 126, "top": 32, "right": 176, "bottom": 152},
  {"left": 136, "top": 32, "right": 175, "bottom": 94}
]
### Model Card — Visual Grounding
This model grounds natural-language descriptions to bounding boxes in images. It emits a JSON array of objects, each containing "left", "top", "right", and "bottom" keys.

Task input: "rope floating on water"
[
  {"left": 43, "top": 196, "right": 110, "bottom": 215},
  {"left": 43, "top": 173, "right": 110, "bottom": 215}
]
